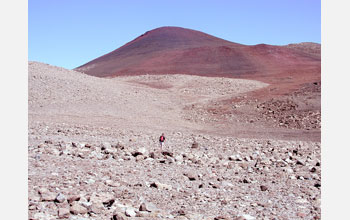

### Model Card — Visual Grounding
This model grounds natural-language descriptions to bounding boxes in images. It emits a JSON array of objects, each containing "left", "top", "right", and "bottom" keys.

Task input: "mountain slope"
[{"left": 75, "top": 26, "right": 320, "bottom": 81}]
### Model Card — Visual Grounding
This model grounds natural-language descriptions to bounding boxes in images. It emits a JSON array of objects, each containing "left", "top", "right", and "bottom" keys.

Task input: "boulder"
[
  {"left": 38, "top": 188, "right": 56, "bottom": 202},
  {"left": 162, "top": 151, "right": 174, "bottom": 157},
  {"left": 89, "top": 202, "right": 104, "bottom": 214},
  {"left": 125, "top": 207, "right": 136, "bottom": 217},
  {"left": 150, "top": 182, "right": 172, "bottom": 190},
  {"left": 191, "top": 141, "right": 199, "bottom": 149},
  {"left": 239, "top": 214, "right": 256, "bottom": 220},
  {"left": 136, "top": 155, "right": 144, "bottom": 161},
  {"left": 184, "top": 172, "right": 197, "bottom": 181},
  {"left": 105, "top": 179, "right": 120, "bottom": 187},
  {"left": 215, "top": 216, "right": 230, "bottom": 220},
  {"left": 174, "top": 155, "right": 183, "bottom": 163},
  {"left": 229, "top": 154, "right": 243, "bottom": 161},
  {"left": 132, "top": 147, "right": 147, "bottom": 157},
  {"left": 67, "top": 195, "right": 80, "bottom": 204},
  {"left": 58, "top": 207, "right": 70, "bottom": 218},
  {"left": 112, "top": 211, "right": 127, "bottom": 220},
  {"left": 70, "top": 202, "right": 88, "bottom": 215},
  {"left": 166, "top": 156, "right": 175, "bottom": 164},
  {"left": 55, "top": 193, "right": 66, "bottom": 203},
  {"left": 139, "top": 202, "right": 157, "bottom": 212},
  {"left": 101, "top": 142, "right": 112, "bottom": 150},
  {"left": 260, "top": 185, "right": 268, "bottom": 191}
]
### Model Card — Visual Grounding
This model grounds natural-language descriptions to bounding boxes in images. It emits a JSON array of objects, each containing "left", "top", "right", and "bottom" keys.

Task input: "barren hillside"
[{"left": 74, "top": 27, "right": 320, "bottom": 101}]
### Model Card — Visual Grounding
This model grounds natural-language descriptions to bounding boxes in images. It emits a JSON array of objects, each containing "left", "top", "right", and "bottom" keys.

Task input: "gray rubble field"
[{"left": 28, "top": 62, "right": 321, "bottom": 220}]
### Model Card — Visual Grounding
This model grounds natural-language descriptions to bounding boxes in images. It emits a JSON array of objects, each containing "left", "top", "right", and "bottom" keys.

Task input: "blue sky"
[{"left": 29, "top": 0, "right": 321, "bottom": 69}]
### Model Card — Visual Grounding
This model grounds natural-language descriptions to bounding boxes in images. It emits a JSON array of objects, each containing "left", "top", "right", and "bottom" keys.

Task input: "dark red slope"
[{"left": 75, "top": 26, "right": 320, "bottom": 94}]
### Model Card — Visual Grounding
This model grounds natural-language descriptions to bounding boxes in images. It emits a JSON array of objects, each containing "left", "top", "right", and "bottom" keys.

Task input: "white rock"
[
  {"left": 296, "top": 198, "right": 308, "bottom": 204},
  {"left": 137, "top": 147, "right": 147, "bottom": 155},
  {"left": 84, "top": 178, "right": 95, "bottom": 184},
  {"left": 139, "top": 202, "right": 157, "bottom": 212},
  {"left": 125, "top": 207, "right": 136, "bottom": 217},
  {"left": 285, "top": 168, "right": 294, "bottom": 173},
  {"left": 241, "top": 214, "right": 256, "bottom": 220},
  {"left": 290, "top": 175, "right": 297, "bottom": 180},
  {"left": 174, "top": 155, "right": 183, "bottom": 163},
  {"left": 55, "top": 193, "right": 66, "bottom": 203}
]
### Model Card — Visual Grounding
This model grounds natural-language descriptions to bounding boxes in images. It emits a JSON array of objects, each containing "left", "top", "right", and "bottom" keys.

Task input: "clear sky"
[{"left": 29, "top": 0, "right": 321, "bottom": 69}]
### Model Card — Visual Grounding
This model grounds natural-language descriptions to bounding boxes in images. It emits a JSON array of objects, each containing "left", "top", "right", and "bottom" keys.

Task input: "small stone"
[
  {"left": 70, "top": 202, "right": 88, "bottom": 215},
  {"left": 239, "top": 163, "right": 249, "bottom": 170},
  {"left": 297, "top": 212, "right": 307, "bottom": 218},
  {"left": 162, "top": 151, "right": 174, "bottom": 157},
  {"left": 184, "top": 172, "right": 197, "bottom": 181},
  {"left": 84, "top": 143, "right": 92, "bottom": 148},
  {"left": 105, "top": 179, "right": 120, "bottom": 187},
  {"left": 28, "top": 202, "right": 37, "bottom": 210},
  {"left": 209, "top": 182, "right": 220, "bottom": 188},
  {"left": 99, "top": 193, "right": 115, "bottom": 205},
  {"left": 295, "top": 198, "right": 308, "bottom": 204},
  {"left": 139, "top": 202, "right": 157, "bottom": 212},
  {"left": 103, "top": 198, "right": 115, "bottom": 208},
  {"left": 80, "top": 201, "right": 92, "bottom": 209},
  {"left": 58, "top": 207, "right": 70, "bottom": 218},
  {"left": 290, "top": 175, "right": 297, "bottom": 180},
  {"left": 67, "top": 195, "right": 80, "bottom": 203},
  {"left": 229, "top": 154, "right": 242, "bottom": 161},
  {"left": 150, "top": 182, "right": 172, "bottom": 190},
  {"left": 166, "top": 156, "right": 175, "bottom": 164},
  {"left": 132, "top": 147, "right": 147, "bottom": 157},
  {"left": 296, "top": 160, "right": 305, "bottom": 165},
  {"left": 55, "top": 193, "right": 66, "bottom": 203},
  {"left": 89, "top": 202, "right": 104, "bottom": 214},
  {"left": 149, "top": 152, "right": 156, "bottom": 159},
  {"left": 125, "top": 208, "right": 136, "bottom": 217},
  {"left": 285, "top": 168, "right": 294, "bottom": 173},
  {"left": 243, "top": 178, "right": 250, "bottom": 183},
  {"left": 45, "top": 202, "right": 58, "bottom": 216},
  {"left": 112, "top": 211, "right": 127, "bottom": 220},
  {"left": 177, "top": 209, "right": 186, "bottom": 216},
  {"left": 215, "top": 216, "right": 230, "bottom": 220},
  {"left": 84, "top": 178, "right": 95, "bottom": 184},
  {"left": 240, "top": 214, "right": 256, "bottom": 220},
  {"left": 260, "top": 185, "right": 268, "bottom": 191},
  {"left": 38, "top": 188, "right": 57, "bottom": 202},
  {"left": 101, "top": 142, "right": 112, "bottom": 150},
  {"left": 191, "top": 141, "right": 199, "bottom": 149}
]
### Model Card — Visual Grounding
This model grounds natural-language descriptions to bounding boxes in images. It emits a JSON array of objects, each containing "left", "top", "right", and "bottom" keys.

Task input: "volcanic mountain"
[{"left": 75, "top": 26, "right": 320, "bottom": 96}]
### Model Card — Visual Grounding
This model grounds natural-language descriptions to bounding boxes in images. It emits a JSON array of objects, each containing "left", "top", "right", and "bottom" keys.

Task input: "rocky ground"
[{"left": 28, "top": 62, "right": 321, "bottom": 219}]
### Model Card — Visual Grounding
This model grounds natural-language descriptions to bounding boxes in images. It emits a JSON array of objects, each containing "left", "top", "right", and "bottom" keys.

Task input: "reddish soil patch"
[{"left": 127, "top": 80, "right": 173, "bottom": 89}]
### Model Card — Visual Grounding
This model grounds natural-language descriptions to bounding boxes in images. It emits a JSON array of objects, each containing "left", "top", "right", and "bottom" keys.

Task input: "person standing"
[{"left": 159, "top": 133, "right": 166, "bottom": 151}]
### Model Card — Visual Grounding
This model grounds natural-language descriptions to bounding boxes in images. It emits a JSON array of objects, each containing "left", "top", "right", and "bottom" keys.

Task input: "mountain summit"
[{"left": 75, "top": 26, "right": 320, "bottom": 85}]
